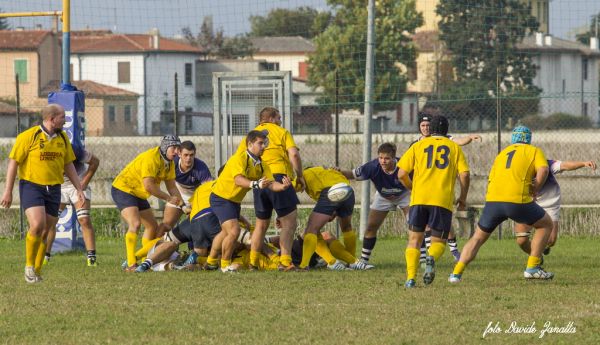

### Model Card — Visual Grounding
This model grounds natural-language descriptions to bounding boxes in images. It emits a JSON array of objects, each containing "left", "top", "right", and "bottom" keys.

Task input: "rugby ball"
[{"left": 327, "top": 183, "right": 353, "bottom": 202}]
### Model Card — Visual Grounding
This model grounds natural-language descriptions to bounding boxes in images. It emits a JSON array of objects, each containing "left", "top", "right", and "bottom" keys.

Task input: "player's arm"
[
  {"left": 268, "top": 175, "right": 291, "bottom": 192},
  {"left": 288, "top": 146, "right": 305, "bottom": 190},
  {"left": 143, "top": 177, "right": 179, "bottom": 205},
  {"left": 337, "top": 169, "right": 355, "bottom": 180},
  {"left": 65, "top": 162, "right": 86, "bottom": 208},
  {"left": 456, "top": 171, "right": 470, "bottom": 210},
  {"left": 559, "top": 160, "right": 596, "bottom": 172},
  {"left": 80, "top": 154, "right": 100, "bottom": 190},
  {"left": 164, "top": 179, "right": 184, "bottom": 206},
  {"left": 233, "top": 174, "right": 273, "bottom": 190},
  {"left": 1, "top": 159, "right": 18, "bottom": 208},
  {"left": 397, "top": 168, "right": 412, "bottom": 190},
  {"left": 532, "top": 166, "right": 549, "bottom": 196},
  {"left": 452, "top": 134, "right": 482, "bottom": 146}
]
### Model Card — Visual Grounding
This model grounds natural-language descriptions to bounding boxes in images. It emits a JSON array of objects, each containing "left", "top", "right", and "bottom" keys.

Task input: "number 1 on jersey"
[{"left": 506, "top": 150, "right": 516, "bottom": 168}]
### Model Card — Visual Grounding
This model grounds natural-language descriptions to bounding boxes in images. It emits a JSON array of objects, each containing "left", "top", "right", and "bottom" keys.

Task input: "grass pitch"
[{"left": 0, "top": 237, "right": 598, "bottom": 345}]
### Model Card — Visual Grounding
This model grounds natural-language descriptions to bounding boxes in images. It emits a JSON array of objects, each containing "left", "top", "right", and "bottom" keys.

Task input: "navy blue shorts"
[
  {"left": 210, "top": 193, "right": 241, "bottom": 224},
  {"left": 172, "top": 213, "right": 221, "bottom": 249},
  {"left": 19, "top": 180, "right": 61, "bottom": 217},
  {"left": 408, "top": 205, "right": 453, "bottom": 238},
  {"left": 312, "top": 188, "right": 355, "bottom": 218},
  {"left": 111, "top": 186, "right": 150, "bottom": 211},
  {"left": 478, "top": 201, "right": 546, "bottom": 233},
  {"left": 254, "top": 174, "right": 299, "bottom": 219}
]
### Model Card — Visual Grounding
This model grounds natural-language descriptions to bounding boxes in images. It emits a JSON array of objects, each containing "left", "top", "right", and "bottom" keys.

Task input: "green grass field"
[{"left": 0, "top": 237, "right": 598, "bottom": 345}]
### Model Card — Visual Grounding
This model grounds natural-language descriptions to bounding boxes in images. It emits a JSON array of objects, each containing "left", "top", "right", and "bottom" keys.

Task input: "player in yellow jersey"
[
  {"left": 111, "top": 135, "right": 184, "bottom": 271},
  {"left": 235, "top": 107, "right": 304, "bottom": 271},
  {"left": 210, "top": 130, "right": 291, "bottom": 272},
  {"left": 1, "top": 104, "right": 85, "bottom": 283},
  {"left": 449, "top": 126, "right": 554, "bottom": 283},
  {"left": 397, "top": 115, "right": 470, "bottom": 288},
  {"left": 298, "top": 167, "right": 364, "bottom": 270}
]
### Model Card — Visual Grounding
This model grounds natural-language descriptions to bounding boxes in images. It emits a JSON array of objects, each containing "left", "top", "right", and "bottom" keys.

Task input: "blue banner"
[{"left": 48, "top": 86, "right": 86, "bottom": 252}]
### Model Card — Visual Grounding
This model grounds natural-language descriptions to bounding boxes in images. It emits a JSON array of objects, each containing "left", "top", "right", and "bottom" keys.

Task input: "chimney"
[
  {"left": 544, "top": 34, "right": 552, "bottom": 46},
  {"left": 591, "top": 37, "right": 599, "bottom": 51},
  {"left": 149, "top": 28, "right": 160, "bottom": 49},
  {"left": 535, "top": 32, "right": 543, "bottom": 46}
]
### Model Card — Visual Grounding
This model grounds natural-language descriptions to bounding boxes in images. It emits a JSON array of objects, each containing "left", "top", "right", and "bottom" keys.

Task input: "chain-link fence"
[{"left": 1, "top": 0, "right": 600, "bottom": 237}]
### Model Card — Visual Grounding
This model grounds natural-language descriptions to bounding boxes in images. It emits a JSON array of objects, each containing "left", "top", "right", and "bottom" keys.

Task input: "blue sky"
[{"left": 2, "top": 0, "right": 600, "bottom": 40}]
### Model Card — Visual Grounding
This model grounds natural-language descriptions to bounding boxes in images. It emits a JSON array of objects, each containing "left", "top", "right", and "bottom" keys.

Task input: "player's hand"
[
  {"left": 76, "top": 190, "right": 86, "bottom": 209},
  {"left": 330, "top": 167, "right": 342, "bottom": 172},
  {"left": 455, "top": 199, "right": 466, "bottom": 211},
  {"left": 294, "top": 176, "right": 306, "bottom": 193},
  {"left": 585, "top": 161, "right": 597, "bottom": 170},
  {"left": 181, "top": 205, "right": 192, "bottom": 215},
  {"left": 168, "top": 195, "right": 182, "bottom": 207},
  {"left": 280, "top": 176, "right": 292, "bottom": 189},
  {"left": 1, "top": 190, "right": 12, "bottom": 209},
  {"left": 470, "top": 134, "right": 482, "bottom": 142},
  {"left": 258, "top": 178, "right": 273, "bottom": 189}
]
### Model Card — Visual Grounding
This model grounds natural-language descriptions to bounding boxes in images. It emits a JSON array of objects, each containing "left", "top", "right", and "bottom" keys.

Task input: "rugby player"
[
  {"left": 45, "top": 148, "right": 100, "bottom": 266},
  {"left": 210, "top": 130, "right": 291, "bottom": 272},
  {"left": 1, "top": 104, "right": 85, "bottom": 283},
  {"left": 111, "top": 135, "right": 184, "bottom": 271},
  {"left": 398, "top": 115, "right": 470, "bottom": 288},
  {"left": 450, "top": 126, "right": 554, "bottom": 283}
]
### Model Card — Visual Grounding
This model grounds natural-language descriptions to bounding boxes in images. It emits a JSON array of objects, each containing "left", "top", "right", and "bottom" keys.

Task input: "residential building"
[
  {"left": 517, "top": 34, "right": 600, "bottom": 123},
  {"left": 249, "top": 36, "right": 315, "bottom": 80},
  {"left": 70, "top": 29, "right": 206, "bottom": 135},
  {"left": 0, "top": 30, "right": 61, "bottom": 108},
  {"left": 0, "top": 101, "right": 37, "bottom": 137},
  {"left": 42, "top": 80, "right": 139, "bottom": 136}
]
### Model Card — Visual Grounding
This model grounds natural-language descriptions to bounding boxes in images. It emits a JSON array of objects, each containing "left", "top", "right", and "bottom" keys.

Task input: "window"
[
  {"left": 185, "top": 63, "right": 193, "bottom": 86},
  {"left": 562, "top": 79, "right": 566, "bottom": 96},
  {"left": 14, "top": 59, "right": 28, "bottom": 83},
  {"left": 264, "top": 62, "right": 279, "bottom": 71},
  {"left": 184, "top": 107, "right": 193, "bottom": 131},
  {"left": 409, "top": 103, "right": 415, "bottom": 125},
  {"left": 118, "top": 62, "right": 130, "bottom": 83},
  {"left": 108, "top": 105, "right": 116, "bottom": 123},
  {"left": 124, "top": 105, "right": 132, "bottom": 123},
  {"left": 583, "top": 58, "right": 588, "bottom": 81},
  {"left": 583, "top": 102, "right": 588, "bottom": 116}
]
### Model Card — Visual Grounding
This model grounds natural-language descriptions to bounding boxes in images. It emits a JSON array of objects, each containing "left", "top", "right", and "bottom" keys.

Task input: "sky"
[{"left": 2, "top": 0, "right": 600, "bottom": 40}]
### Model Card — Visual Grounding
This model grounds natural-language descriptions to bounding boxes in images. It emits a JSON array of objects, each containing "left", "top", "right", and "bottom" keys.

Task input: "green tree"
[
  {"left": 575, "top": 13, "right": 600, "bottom": 45},
  {"left": 249, "top": 7, "right": 332, "bottom": 39},
  {"left": 0, "top": 9, "right": 11, "bottom": 30},
  {"left": 182, "top": 16, "right": 255, "bottom": 59},
  {"left": 435, "top": 0, "right": 541, "bottom": 127},
  {"left": 307, "top": 0, "right": 423, "bottom": 111}
]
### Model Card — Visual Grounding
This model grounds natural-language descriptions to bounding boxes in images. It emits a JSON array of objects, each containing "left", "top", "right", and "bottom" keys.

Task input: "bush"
[{"left": 520, "top": 113, "right": 591, "bottom": 130}]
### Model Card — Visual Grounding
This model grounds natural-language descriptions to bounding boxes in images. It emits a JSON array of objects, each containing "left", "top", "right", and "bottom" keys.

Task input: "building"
[
  {"left": 42, "top": 80, "right": 139, "bottom": 136},
  {"left": 517, "top": 34, "right": 600, "bottom": 123},
  {"left": 0, "top": 101, "right": 37, "bottom": 137},
  {"left": 248, "top": 36, "right": 315, "bottom": 80},
  {"left": 0, "top": 30, "right": 61, "bottom": 109},
  {"left": 70, "top": 29, "right": 206, "bottom": 135}
]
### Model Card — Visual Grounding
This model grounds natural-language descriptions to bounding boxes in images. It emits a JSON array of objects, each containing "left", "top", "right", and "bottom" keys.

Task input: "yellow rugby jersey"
[
  {"left": 9, "top": 126, "right": 76, "bottom": 185},
  {"left": 112, "top": 147, "right": 176, "bottom": 200},
  {"left": 485, "top": 144, "right": 548, "bottom": 203},
  {"left": 211, "top": 150, "right": 273, "bottom": 203},
  {"left": 189, "top": 182, "right": 215, "bottom": 220},
  {"left": 303, "top": 167, "right": 350, "bottom": 201},
  {"left": 236, "top": 122, "right": 297, "bottom": 176},
  {"left": 397, "top": 136, "right": 469, "bottom": 211}
]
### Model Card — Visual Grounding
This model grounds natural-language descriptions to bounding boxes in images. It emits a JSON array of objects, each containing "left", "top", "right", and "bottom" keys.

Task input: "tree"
[
  {"left": 576, "top": 13, "right": 600, "bottom": 45},
  {"left": 182, "top": 16, "right": 255, "bottom": 59},
  {"left": 249, "top": 7, "right": 332, "bottom": 39},
  {"left": 435, "top": 0, "right": 541, "bottom": 127},
  {"left": 307, "top": 0, "right": 423, "bottom": 111},
  {"left": 1, "top": 9, "right": 11, "bottom": 30}
]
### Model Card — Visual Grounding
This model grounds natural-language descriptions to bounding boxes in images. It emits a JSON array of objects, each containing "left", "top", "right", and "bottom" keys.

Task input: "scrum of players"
[{"left": 9, "top": 104, "right": 595, "bottom": 285}]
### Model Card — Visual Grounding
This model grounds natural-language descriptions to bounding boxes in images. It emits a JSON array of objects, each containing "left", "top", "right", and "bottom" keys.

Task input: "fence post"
[
  {"left": 174, "top": 73, "right": 178, "bottom": 136},
  {"left": 15, "top": 74, "right": 25, "bottom": 240}
]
